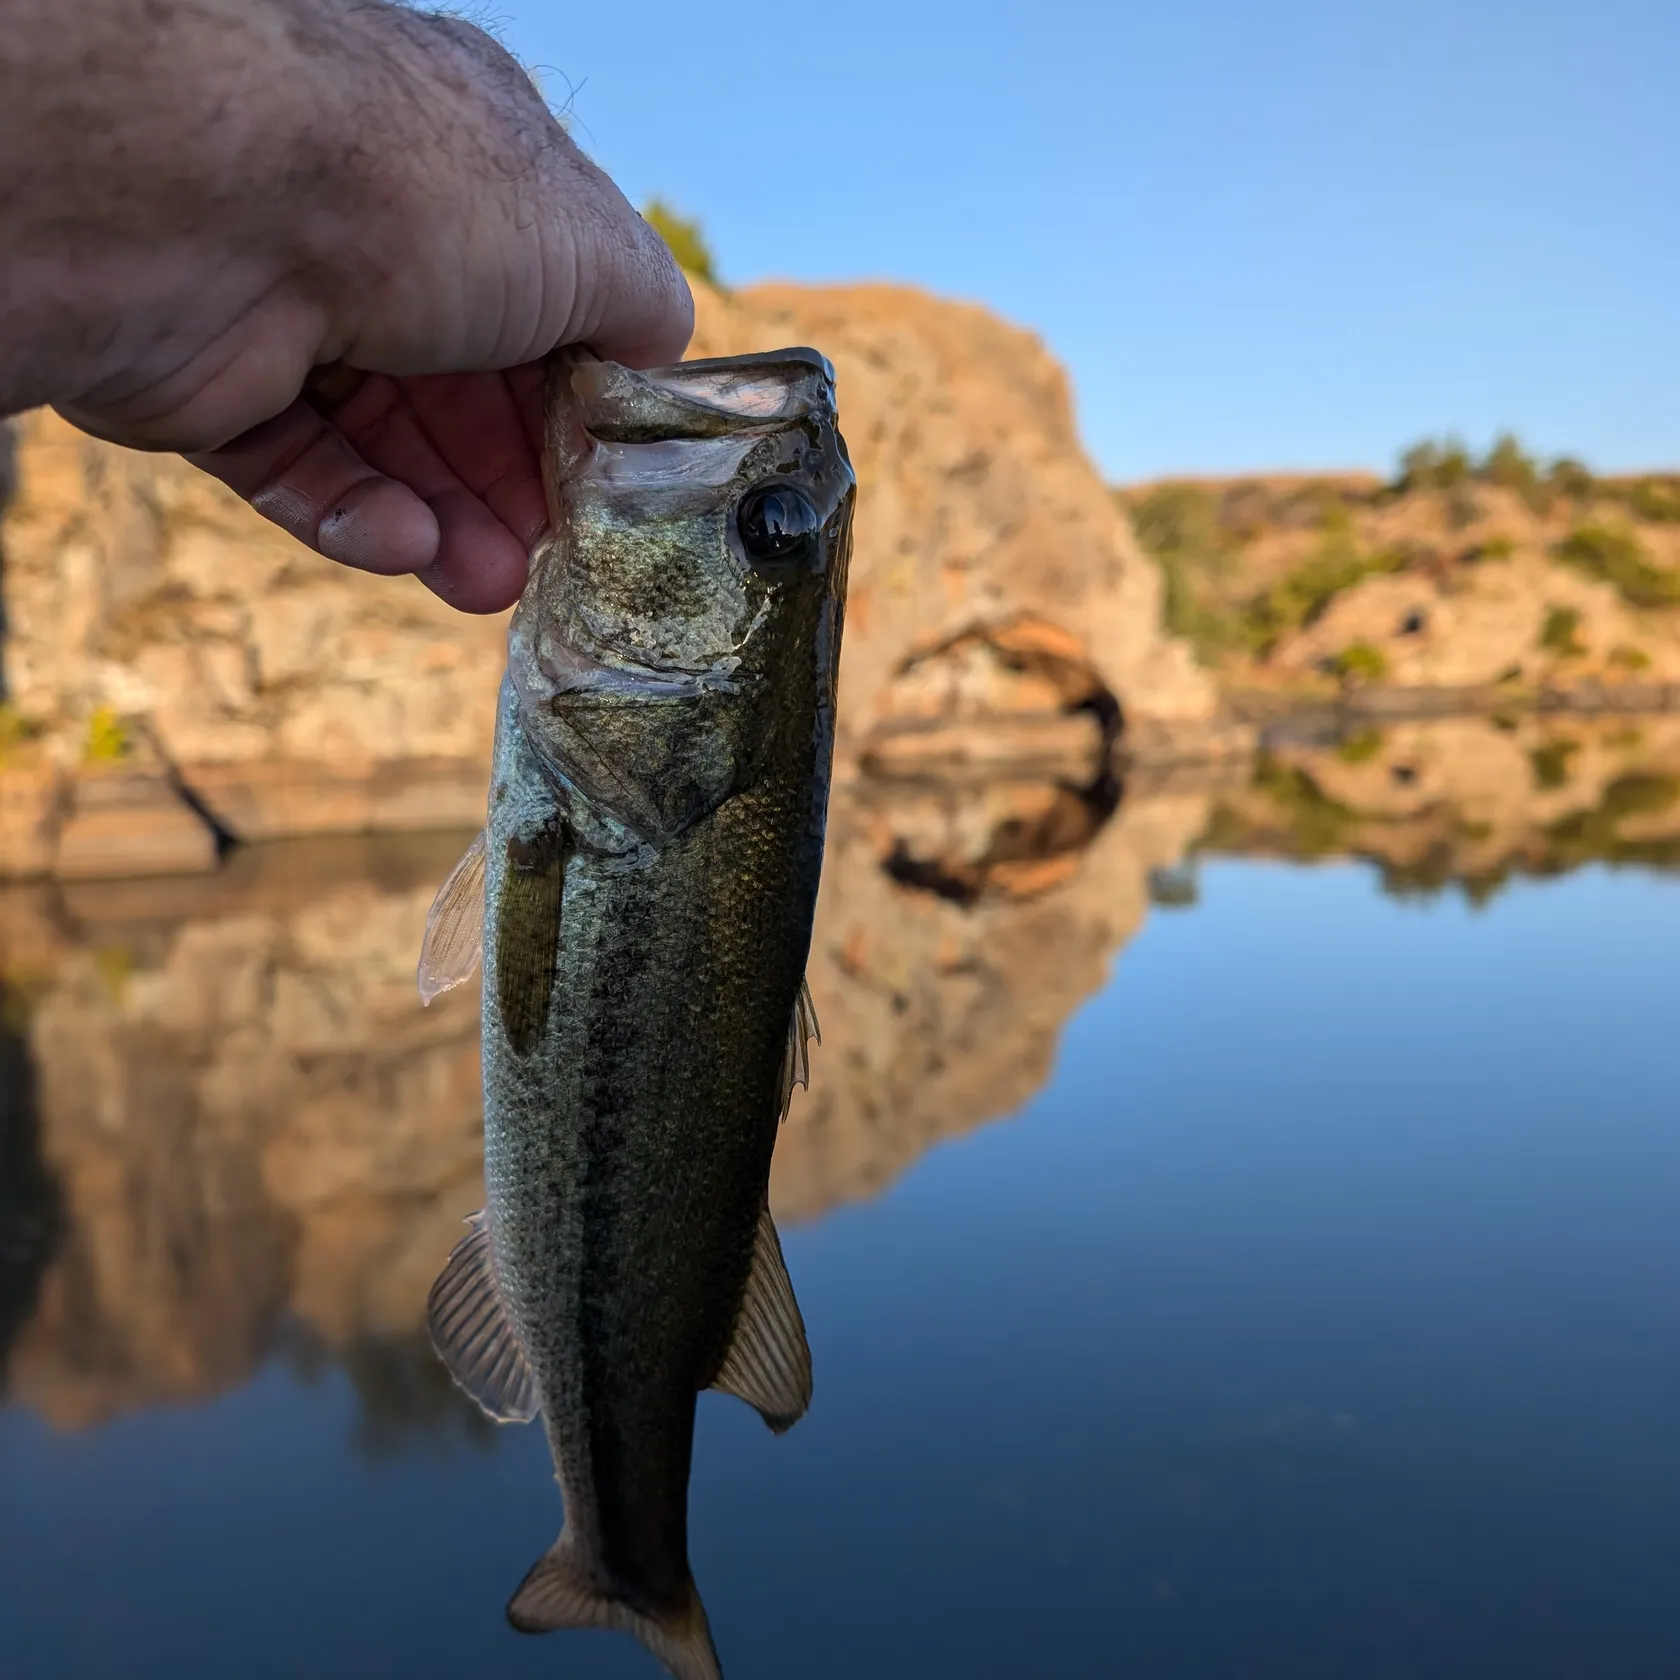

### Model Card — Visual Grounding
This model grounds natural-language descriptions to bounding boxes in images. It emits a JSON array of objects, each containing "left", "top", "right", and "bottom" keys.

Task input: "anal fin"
[
  {"left": 426, "top": 1210, "right": 538, "bottom": 1424},
  {"left": 508, "top": 1535, "right": 722, "bottom": 1680},
  {"left": 709, "top": 1203, "right": 812, "bottom": 1432}
]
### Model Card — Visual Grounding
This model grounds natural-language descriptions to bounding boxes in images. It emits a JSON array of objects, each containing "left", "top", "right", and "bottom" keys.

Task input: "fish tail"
[{"left": 506, "top": 1533, "right": 723, "bottom": 1680}]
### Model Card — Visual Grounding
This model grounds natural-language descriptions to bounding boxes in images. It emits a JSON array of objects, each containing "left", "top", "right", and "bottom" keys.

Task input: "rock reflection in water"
[
  {"left": 1201, "top": 712, "right": 1680, "bottom": 899},
  {"left": 0, "top": 765, "right": 1209, "bottom": 1438},
  {"left": 6, "top": 713, "right": 1680, "bottom": 1439},
  {"left": 0, "top": 980, "right": 61, "bottom": 1398},
  {"left": 0, "top": 832, "right": 486, "bottom": 1432}
]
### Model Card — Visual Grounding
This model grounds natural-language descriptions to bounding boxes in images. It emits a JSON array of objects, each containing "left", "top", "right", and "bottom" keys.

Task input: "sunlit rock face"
[
  {"left": 1116, "top": 472, "right": 1680, "bottom": 703},
  {"left": 0, "top": 283, "right": 1224, "bottom": 881},
  {"left": 684, "top": 285, "right": 1220, "bottom": 770}
]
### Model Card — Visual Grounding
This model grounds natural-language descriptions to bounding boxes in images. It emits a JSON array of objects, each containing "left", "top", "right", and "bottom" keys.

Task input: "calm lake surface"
[{"left": 3, "top": 735, "right": 1680, "bottom": 1676}]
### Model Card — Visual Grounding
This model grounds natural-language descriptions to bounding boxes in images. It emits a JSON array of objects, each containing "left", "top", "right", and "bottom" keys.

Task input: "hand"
[{"left": 1, "top": 0, "right": 693, "bottom": 613}]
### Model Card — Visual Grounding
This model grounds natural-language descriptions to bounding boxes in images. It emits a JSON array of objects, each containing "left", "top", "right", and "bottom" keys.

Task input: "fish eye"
[{"left": 737, "top": 483, "right": 821, "bottom": 564}]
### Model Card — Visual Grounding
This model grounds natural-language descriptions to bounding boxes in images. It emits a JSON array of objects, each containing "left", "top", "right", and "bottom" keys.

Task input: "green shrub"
[
  {"left": 1609, "top": 644, "right": 1652, "bottom": 672},
  {"left": 1131, "top": 483, "right": 1221, "bottom": 558},
  {"left": 1481, "top": 433, "right": 1543, "bottom": 504},
  {"left": 1603, "top": 771, "right": 1680, "bottom": 819},
  {"left": 0, "top": 703, "right": 41, "bottom": 762},
  {"left": 1317, "top": 497, "right": 1354, "bottom": 535},
  {"left": 1530, "top": 738, "right": 1579, "bottom": 790},
  {"left": 1554, "top": 523, "right": 1680, "bottom": 609},
  {"left": 1332, "top": 642, "right": 1389, "bottom": 683},
  {"left": 1473, "top": 535, "right": 1518, "bottom": 561},
  {"left": 93, "top": 946, "right": 133, "bottom": 1001},
  {"left": 1545, "top": 773, "right": 1680, "bottom": 867},
  {"left": 1548, "top": 457, "right": 1596, "bottom": 499},
  {"left": 1381, "top": 846, "right": 1458, "bottom": 902},
  {"left": 1395, "top": 437, "right": 1472, "bottom": 493},
  {"left": 1538, "top": 605, "right": 1585, "bottom": 656},
  {"left": 1252, "top": 757, "right": 1359, "bottom": 856},
  {"left": 1336, "top": 727, "right": 1386, "bottom": 764},
  {"left": 1461, "top": 868, "right": 1512, "bottom": 909},
  {"left": 642, "top": 200, "right": 719, "bottom": 286},
  {"left": 1241, "top": 542, "right": 1407, "bottom": 655},
  {"left": 1626, "top": 478, "right": 1680, "bottom": 523},
  {"left": 82, "top": 705, "right": 131, "bottom": 765},
  {"left": 1127, "top": 484, "right": 1242, "bottom": 660}
]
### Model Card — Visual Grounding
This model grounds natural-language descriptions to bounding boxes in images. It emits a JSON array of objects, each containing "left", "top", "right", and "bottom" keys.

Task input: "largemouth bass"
[{"left": 415, "top": 346, "right": 853, "bottom": 1680}]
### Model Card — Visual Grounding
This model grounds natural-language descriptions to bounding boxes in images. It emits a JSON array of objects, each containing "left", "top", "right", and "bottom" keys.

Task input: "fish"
[{"left": 415, "top": 345, "right": 853, "bottom": 1680}]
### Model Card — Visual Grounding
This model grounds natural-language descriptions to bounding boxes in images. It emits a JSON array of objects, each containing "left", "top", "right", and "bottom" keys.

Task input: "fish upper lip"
[{"left": 525, "top": 630, "right": 747, "bottom": 702}]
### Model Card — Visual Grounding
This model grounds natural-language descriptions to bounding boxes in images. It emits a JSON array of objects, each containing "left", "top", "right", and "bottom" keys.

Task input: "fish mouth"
[
  {"left": 566, "top": 348, "right": 840, "bottom": 445},
  {"left": 527, "top": 631, "right": 747, "bottom": 706}
]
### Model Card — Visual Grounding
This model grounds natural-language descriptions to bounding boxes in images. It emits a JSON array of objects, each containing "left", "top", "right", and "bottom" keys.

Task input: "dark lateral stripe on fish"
[
  {"left": 566, "top": 880, "right": 702, "bottom": 1600},
  {"left": 496, "top": 824, "right": 568, "bottom": 1055}
]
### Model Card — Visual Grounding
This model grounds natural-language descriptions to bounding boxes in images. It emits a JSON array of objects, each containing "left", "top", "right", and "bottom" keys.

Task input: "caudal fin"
[{"left": 507, "top": 1535, "right": 723, "bottom": 1680}]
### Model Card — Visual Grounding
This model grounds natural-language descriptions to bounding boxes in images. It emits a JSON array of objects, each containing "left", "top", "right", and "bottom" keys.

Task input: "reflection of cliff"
[
  {"left": 771, "top": 773, "right": 1211, "bottom": 1220},
  {"left": 10, "top": 714, "right": 1680, "bottom": 1430},
  {"left": 1199, "top": 714, "right": 1680, "bottom": 900},
  {"left": 0, "top": 982, "right": 61, "bottom": 1396},
  {"left": 0, "top": 775, "right": 1211, "bottom": 1431},
  {"left": 0, "top": 834, "right": 486, "bottom": 1429}
]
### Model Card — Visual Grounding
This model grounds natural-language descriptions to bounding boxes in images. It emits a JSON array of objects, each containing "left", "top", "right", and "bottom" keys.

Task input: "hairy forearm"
[
  {"left": 4, "top": 0, "right": 352, "bottom": 410},
  {"left": 0, "top": 0, "right": 587, "bottom": 431}
]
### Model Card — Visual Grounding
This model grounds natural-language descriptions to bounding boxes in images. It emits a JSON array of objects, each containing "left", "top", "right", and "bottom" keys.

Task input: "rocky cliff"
[
  {"left": 0, "top": 282, "right": 1227, "bottom": 881},
  {"left": 1119, "top": 458, "right": 1680, "bottom": 706}
]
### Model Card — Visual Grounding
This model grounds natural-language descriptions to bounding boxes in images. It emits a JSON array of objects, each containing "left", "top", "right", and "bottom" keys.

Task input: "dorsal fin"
[
  {"left": 709, "top": 1203, "right": 812, "bottom": 1433},
  {"left": 426, "top": 1211, "right": 538, "bottom": 1424},
  {"left": 417, "top": 829, "right": 486, "bottom": 1003},
  {"left": 775, "top": 976, "right": 821, "bottom": 1123}
]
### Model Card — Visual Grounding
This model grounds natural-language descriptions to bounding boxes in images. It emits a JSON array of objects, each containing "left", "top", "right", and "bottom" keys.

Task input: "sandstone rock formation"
[
  {"left": 1119, "top": 469, "right": 1680, "bottom": 704},
  {"left": 0, "top": 283, "right": 1225, "bottom": 881}
]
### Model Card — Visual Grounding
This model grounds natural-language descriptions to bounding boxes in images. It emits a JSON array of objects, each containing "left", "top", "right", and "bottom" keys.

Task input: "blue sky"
[{"left": 487, "top": 0, "right": 1675, "bottom": 482}]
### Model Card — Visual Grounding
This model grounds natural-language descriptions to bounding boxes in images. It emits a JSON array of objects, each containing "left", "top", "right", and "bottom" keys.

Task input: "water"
[{"left": 3, "top": 725, "right": 1679, "bottom": 1677}]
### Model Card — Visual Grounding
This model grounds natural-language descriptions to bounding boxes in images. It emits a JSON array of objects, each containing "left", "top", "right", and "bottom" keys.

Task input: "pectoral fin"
[
  {"left": 775, "top": 976, "right": 821, "bottom": 1123},
  {"left": 495, "top": 823, "right": 568, "bottom": 1056},
  {"left": 417, "top": 829, "right": 486, "bottom": 1003},
  {"left": 710, "top": 1203, "right": 812, "bottom": 1432},
  {"left": 508, "top": 1535, "right": 721, "bottom": 1680},
  {"left": 426, "top": 1211, "right": 538, "bottom": 1424}
]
